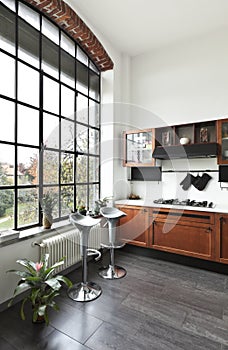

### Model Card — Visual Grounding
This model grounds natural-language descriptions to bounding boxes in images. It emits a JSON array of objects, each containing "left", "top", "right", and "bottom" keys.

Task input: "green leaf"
[
  {"left": 50, "top": 259, "right": 65, "bottom": 270},
  {"left": 12, "top": 282, "right": 31, "bottom": 297},
  {"left": 45, "top": 278, "right": 61, "bottom": 290},
  {"left": 16, "top": 259, "right": 36, "bottom": 274},
  {"left": 55, "top": 275, "right": 73, "bottom": 288},
  {"left": 38, "top": 304, "right": 46, "bottom": 316},
  {"left": 6, "top": 270, "right": 31, "bottom": 279},
  {"left": 20, "top": 298, "right": 28, "bottom": 321}
]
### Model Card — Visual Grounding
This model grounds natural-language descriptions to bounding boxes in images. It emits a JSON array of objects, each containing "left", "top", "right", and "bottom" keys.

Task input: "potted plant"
[
  {"left": 42, "top": 191, "right": 58, "bottom": 229},
  {"left": 76, "top": 201, "right": 87, "bottom": 216},
  {"left": 7, "top": 253, "right": 72, "bottom": 325}
]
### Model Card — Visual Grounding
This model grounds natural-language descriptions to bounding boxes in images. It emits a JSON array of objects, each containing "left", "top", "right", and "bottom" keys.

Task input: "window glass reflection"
[
  {"left": 0, "top": 52, "right": 15, "bottom": 98},
  {"left": 18, "top": 146, "right": 39, "bottom": 185},
  {"left": 0, "top": 98, "right": 14, "bottom": 142},
  {"left": 18, "top": 188, "right": 39, "bottom": 226},
  {"left": 43, "top": 76, "right": 59, "bottom": 114},
  {"left": 18, "top": 105, "right": 39, "bottom": 146},
  {"left": 61, "top": 85, "right": 75, "bottom": 119},
  {"left": 43, "top": 113, "right": 59, "bottom": 149},
  {"left": 0, "top": 4, "right": 15, "bottom": 54},
  {"left": 0, "top": 143, "right": 14, "bottom": 186},
  {"left": 18, "top": 62, "right": 39, "bottom": 107}
]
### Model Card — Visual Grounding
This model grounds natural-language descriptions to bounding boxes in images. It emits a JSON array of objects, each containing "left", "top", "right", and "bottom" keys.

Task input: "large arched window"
[{"left": 0, "top": 0, "right": 100, "bottom": 230}]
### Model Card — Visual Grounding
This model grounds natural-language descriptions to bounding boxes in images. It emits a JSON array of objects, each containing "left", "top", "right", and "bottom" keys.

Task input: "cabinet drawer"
[
  {"left": 152, "top": 221, "right": 213, "bottom": 259},
  {"left": 152, "top": 209, "right": 215, "bottom": 225}
]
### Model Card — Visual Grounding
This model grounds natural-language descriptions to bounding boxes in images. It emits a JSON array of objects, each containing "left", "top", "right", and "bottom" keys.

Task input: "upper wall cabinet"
[
  {"left": 153, "top": 121, "right": 218, "bottom": 160},
  {"left": 217, "top": 118, "right": 228, "bottom": 164},
  {"left": 123, "top": 128, "right": 155, "bottom": 167}
]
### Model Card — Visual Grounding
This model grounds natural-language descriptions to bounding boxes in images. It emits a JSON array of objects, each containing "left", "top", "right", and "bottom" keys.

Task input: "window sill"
[{"left": 0, "top": 219, "right": 72, "bottom": 248}]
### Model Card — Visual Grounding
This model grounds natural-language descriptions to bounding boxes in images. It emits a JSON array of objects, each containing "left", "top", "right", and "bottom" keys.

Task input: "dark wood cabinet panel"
[
  {"left": 116, "top": 206, "right": 149, "bottom": 247},
  {"left": 215, "top": 214, "right": 228, "bottom": 263},
  {"left": 151, "top": 220, "right": 214, "bottom": 260}
]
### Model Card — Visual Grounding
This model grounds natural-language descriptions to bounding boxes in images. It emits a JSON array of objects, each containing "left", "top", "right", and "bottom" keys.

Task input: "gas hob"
[{"left": 153, "top": 198, "right": 215, "bottom": 208}]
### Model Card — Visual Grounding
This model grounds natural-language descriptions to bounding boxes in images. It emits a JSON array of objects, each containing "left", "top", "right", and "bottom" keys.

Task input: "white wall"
[
  {"left": 120, "top": 27, "right": 228, "bottom": 205},
  {"left": 131, "top": 27, "right": 228, "bottom": 126}
]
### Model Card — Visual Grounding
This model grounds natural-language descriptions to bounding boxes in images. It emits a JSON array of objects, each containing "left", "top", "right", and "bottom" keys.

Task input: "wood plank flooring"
[{"left": 1, "top": 248, "right": 228, "bottom": 350}]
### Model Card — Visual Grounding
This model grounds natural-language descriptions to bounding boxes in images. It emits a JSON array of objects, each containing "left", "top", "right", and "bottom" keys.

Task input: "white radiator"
[{"left": 40, "top": 225, "right": 103, "bottom": 273}]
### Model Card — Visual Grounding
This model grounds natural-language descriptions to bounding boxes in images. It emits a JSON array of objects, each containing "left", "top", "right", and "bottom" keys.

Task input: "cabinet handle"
[{"left": 206, "top": 227, "right": 212, "bottom": 233}]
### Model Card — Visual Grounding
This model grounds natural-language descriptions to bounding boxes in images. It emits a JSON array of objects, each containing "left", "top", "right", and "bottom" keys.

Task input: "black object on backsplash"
[
  {"left": 180, "top": 172, "right": 212, "bottom": 191},
  {"left": 130, "top": 167, "right": 162, "bottom": 181},
  {"left": 218, "top": 165, "right": 228, "bottom": 182}
]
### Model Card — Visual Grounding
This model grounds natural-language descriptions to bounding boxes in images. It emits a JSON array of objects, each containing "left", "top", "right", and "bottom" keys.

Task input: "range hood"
[{"left": 152, "top": 143, "right": 218, "bottom": 160}]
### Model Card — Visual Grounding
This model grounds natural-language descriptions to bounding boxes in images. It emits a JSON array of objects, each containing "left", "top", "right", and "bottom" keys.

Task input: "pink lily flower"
[{"left": 35, "top": 262, "right": 43, "bottom": 272}]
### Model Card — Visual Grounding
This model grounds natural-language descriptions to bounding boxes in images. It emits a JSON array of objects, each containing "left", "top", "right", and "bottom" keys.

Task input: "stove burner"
[{"left": 153, "top": 198, "right": 214, "bottom": 208}]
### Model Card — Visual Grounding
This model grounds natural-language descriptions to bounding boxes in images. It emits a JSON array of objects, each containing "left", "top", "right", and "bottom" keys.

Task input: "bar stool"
[
  {"left": 68, "top": 213, "right": 102, "bottom": 302},
  {"left": 99, "top": 207, "right": 127, "bottom": 279}
]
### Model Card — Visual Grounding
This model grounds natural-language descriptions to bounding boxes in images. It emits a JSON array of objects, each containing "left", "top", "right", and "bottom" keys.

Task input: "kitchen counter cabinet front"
[
  {"left": 116, "top": 205, "right": 149, "bottom": 247},
  {"left": 215, "top": 214, "right": 228, "bottom": 263},
  {"left": 150, "top": 208, "right": 216, "bottom": 261}
]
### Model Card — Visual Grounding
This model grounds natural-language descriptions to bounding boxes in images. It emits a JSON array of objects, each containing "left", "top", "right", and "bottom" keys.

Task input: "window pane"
[
  {"left": 77, "top": 93, "right": 88, "bottom": 124},
  {"left": 18, "top": 62, "right": 39, "bottom": 107},
  {"left": 89, "top": 61, "right": 99, "bottom": 74},
  {"left": 61, "top": 49, "right": 75, "bottom": 87},
  {"left": 61, "top": 85, "right": 75, "bottom": 119},
  {"left": 18, "top": 188, "right": 38, "bottom": 227},
  {"left": 18, "top": 147, "right": 39, "bottom": 185},
  {"left": 61, "top": 153, "right": 74, "bottom": 184},
  {"left": 61, "top": 32, "right": 75, "bottom": 56},
  {"left": 1, "top": 0, "right": 15, "bottom": 12},
  {"left": 89, "top": 156, "right": 99, "bottom": 182},
  {"left": 89, "top": 184, "right": 99, "bottom": 211},
  {"left": 77, "top": 61, "right": 88, "bottom": 95},
  {"left": 76, "top": 155, "right": 87, "bottom": 183},
  {"left": 0, "top": 98, "right": 14, "bottom": 142},
  {"left": 89, "top": 70, "right": 99, "bottom": 100},
  {"left": 61, "top": 119, "right": 74, "bottom": 151},
  {"left": 77, "top": 46, "right": 88, "bottom": 66},
  {"left": 0, "top": 3, "right": 15, "bottom": 54},
  {"left": 0, "top": 144, "right": 14, "bottom": 186},
  {"left": 43, "top": 76, "right": 59, "bottom": 114},
  {"left": 43, "top": 113, "right": 59, "bottom": 149},
  {"left": 18, "top": 105, "right": 39, "bottom": 145},
  {"left": 18, "top": 2, "right": 40, "bottom": 30},
  {"left": 76, "top": 185, "right": 87, "bottom": 208},
  {"left": 0, "top": 189, "right": 14, "bottom": 231},
  {"left": 0, "top": 52, "right": 15, "bottom": 98},
  {"left": 43, "top": 187, "right": 59, "bottom": 219},
  {"left": 42, "top": 17, "right": 59, "bottom": 45},
  {"left": 89, "top": 100, "right": 99, "bottom": 127},
  {"left": 42, "top": 36, "right": 59, "bottom": 78},
  {"left": 43, "top": 150, "right": 59, "bottom": 184},
  {"left": 61, "top": 185, "right": 73, "bottom": 216},
  {"left": 89, "top": 128, "right": 99, "bottom": 155},
  {"left": 18, "top": 18, "right": 39, "bottom": 67},
  {"left": 77, "top": 124, "right": 88, "bottom": 153}
]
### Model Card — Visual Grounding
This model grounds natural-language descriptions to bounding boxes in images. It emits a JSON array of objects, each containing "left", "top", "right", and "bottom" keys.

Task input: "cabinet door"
[
  {"left": 151, "top": 220, "right": 214, "bottom": 260},
  {"left": 217, "top": 119, "right": 228, "bottom": 164},
  {"left": 216, "top": 214, "right": 228, "bottom": 263},
  {"left": 123, "top": 129, "right": 155, "bottom": 167},
  {"left": 118, "top": 207, "right": 149, "bottom": 247}
]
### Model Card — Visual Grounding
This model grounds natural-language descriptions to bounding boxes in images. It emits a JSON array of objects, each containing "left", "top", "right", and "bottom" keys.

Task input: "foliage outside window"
[{"left": 0, "top": 0, "right": 100, "bottom": 231}]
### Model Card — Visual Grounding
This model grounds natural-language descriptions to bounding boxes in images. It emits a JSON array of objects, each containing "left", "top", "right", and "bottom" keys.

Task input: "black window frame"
[{"left": 0, "top": 0, "right": 101, "bottom": 231}]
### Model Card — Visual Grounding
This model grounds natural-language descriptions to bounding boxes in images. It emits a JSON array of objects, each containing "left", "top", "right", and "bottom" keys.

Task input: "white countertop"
[{"left": 115, "top": 199, "right": 228, "bottom": 214}]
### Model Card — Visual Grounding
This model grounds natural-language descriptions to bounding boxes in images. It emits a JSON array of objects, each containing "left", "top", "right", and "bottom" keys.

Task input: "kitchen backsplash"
[{"left": 126, "top": 158, "right": 228, "bottom": 207}]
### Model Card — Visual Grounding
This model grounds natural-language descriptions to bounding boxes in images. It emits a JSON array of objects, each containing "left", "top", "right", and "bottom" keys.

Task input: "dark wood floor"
[{"left": 1, "top": 248, "right": 228, "bottom": 350}]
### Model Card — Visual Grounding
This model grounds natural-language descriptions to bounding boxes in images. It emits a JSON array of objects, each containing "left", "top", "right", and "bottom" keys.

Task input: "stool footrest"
[
  {"left": 87, "top": 248, "right": 101, "bottom": 261},
  {"left": 100, "top": 242, "right": 125, "bottom": 249}
]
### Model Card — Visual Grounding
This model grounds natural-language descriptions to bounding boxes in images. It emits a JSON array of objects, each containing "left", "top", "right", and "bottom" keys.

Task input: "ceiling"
[{"left": 66, "top": 0, "right": 228, "bottom": 57}]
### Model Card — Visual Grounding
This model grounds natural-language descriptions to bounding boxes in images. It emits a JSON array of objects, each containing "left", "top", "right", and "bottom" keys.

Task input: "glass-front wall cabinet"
[
  {"left": 217, "top": 119, "right": 228, "bottom": 164},
  {"left": 123, "top": 129, "right": 155, "bottom": 166}
]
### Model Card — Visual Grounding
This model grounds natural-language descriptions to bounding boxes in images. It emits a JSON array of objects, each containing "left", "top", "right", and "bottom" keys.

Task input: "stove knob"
[{"left": 208, "top": 202, "right": 214, "bottom": 208}]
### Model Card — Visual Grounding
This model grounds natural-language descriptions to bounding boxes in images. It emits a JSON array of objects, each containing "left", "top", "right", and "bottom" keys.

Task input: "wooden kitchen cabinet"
[
  {"left": 123, "top": 128, "right": 155, "bottom": 167},
  {"left": 150, "top": 208, "right": 216, "bottom": 261},
  {"left": 217, "top": 118, "right": 228, "bottom": 164},
  {"left": 116, "top": 205, "right": 149, "bottom": 247},
  {"left": 215, "top": 214, "right": 228, "bottom": 263}
]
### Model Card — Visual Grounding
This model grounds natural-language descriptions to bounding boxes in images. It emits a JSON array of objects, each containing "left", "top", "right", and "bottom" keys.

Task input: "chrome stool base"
[
  {"left": 68, "top": 282, "right": 102, "bottom": 302},
  {"left": 98, "top": 265, "right": 126, "bottom": 280}
]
